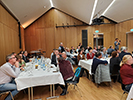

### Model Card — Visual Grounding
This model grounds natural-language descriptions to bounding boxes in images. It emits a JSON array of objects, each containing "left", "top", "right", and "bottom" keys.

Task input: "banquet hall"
[{"left": 0, "top": 0, "right": 133, "bottom": 100}]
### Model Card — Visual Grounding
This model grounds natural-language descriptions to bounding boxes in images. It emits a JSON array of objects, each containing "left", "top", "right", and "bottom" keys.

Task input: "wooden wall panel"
[
  {"left": 0, "top": 5, "right": 23, "bottom": 65},
  {"left": 24, "top": 8, "right": 133, "bottom": 57},
  {"left": 45, "top": 28, "right": 55, "bottom": 57},
  {"left": 55, "top": 28, "right": 66, "bottom": 49}
]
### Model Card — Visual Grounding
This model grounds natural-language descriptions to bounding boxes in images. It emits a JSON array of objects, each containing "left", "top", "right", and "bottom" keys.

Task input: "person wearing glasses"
[{"left": 0, "top": 53, "right": 21, "bottom": 100}]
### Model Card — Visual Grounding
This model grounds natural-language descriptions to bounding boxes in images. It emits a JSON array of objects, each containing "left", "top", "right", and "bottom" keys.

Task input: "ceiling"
[{"left": 1, "top": 0, "right": 133, "bottom": 28}]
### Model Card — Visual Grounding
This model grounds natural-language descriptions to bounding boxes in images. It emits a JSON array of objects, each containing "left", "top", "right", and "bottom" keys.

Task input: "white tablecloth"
[
  {"left": 78, "top": 58, "right": 110, "bottom": 75},
  {"left": 126, "top": 85, "right": 133, "bottom": 100},
  {"left": 15, "top": 65, "right": 64, "bottom": 91}
]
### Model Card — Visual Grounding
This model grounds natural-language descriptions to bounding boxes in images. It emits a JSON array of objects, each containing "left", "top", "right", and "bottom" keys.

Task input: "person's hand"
[
  {"left": 20, "top": 67, "right": 24, "bottom": 71},
  {"left": 21, "top": 64, "right": 25, "bottom": 67}
]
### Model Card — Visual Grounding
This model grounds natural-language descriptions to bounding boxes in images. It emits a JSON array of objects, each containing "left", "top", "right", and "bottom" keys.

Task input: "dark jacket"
[
  {"left": 92, "top": 58, "right": 108, "bottom": 74},
  {"left": 51, "top": 54, "right": 57, "bottom": 67},
  {"left": 119, "top": 51, "right": 132, "bottom": 60},
  {"left": 110, "top": 57, "right": 121, "bottom": 73},
  {"left": 22, "top": 55, "right": 29, "bottom": 63},
  {"left": 59, "top": 60, "right": 74, "bottom": 80}
]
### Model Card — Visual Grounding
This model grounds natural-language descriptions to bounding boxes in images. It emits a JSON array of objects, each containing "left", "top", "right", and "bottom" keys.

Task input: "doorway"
[{"left": 93, "top": 33, "right": 103, "bottom": 48}]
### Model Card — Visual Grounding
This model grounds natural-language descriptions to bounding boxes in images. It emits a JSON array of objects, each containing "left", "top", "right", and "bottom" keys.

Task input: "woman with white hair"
[{"left": 120, "top": 55, "right": 133, "bottom": 91}]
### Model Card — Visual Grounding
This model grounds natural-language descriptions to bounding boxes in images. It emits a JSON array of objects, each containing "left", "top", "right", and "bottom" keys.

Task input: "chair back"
[
  {"left": 72, "top": 67, "right": 83, "bottom": 83},
  {"left": 95, "top": 64, "right": 111, "bottom": 84}
]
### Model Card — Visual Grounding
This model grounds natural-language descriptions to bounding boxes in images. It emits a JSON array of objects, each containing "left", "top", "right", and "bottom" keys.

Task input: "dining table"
[{"left": 15, "top": 60, "right": 64, "bottom": 100}]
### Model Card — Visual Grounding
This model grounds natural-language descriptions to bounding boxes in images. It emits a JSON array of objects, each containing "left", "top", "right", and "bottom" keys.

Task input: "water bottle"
[
  {"left": 35, "top": 58, "right": 37, "bottom": 63},
  {"left": 43, "top": 63, "right": 46, "bottom": 71}
]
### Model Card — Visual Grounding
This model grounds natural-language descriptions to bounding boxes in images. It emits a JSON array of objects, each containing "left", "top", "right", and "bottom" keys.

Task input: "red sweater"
[
  {"left": 59, "top": 60, "right": 74, "bottom": 80},
  {"left": 120, "top": 64, "right": 133, "bottom": 85},
  {"left": 87, "top": 53, "right": 94, "bottom": 59}
]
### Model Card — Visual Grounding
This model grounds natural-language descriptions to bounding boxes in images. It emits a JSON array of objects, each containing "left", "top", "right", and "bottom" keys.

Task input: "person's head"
[
  {"left": 94, "top": 46, "right": 97, "bottom": 49},
  {"left": 98, "top": 46, "right": 100, "bottom": 49},
  {"left": 109, "top": 45, "right": 113, "bottom": 49},
  {"left": 102, "top": 47, "right": 106, "bottom": 52},
  {"left": 6, "top": 54, "right": 16, "bottom": 65},
  {"left": 58, "top": 57, "right": 64, "bottom": 63},
  {"left": 58, "top": 49, "right": 62, "bottom": 54},
  {"left": 87, "top": 46, "right": 90, "bottom": 49},
  {"left": 88, "top": 47, "right": 93, "bottom": 53},
  {"left": 23, "top": 51, "right": 28, "bottom": 56},
  {"left": 77, "top": 46, "right": 80, "bottom": 49},
  {"left": 12, "top": 52, "right": 16, "bottom": 56},
  {"left": 15, "top": 55, "right": 22, "bottom": 62},
  {"left": 111, "top": 51, "right": 119, "bottom": 58},
  {"left": 19, "top": 51, "right": 23, "bottom": 54},
  {"left": 71, "top": 46, "right": 74, "bottom": 49},
  {"left": 79, "top": 43, "right": 82, "bottom": 46},
  {"left": 120, "top": 55, "right": 133, "bottom": 66},
  {"left": 55, "top": 49, "right": 59, "bottom": 55},
  {"left": 53, "top": 49, "right": 55, "bottom": 52},
  {"left": 60, "top": 42, "right": 63, "bottom": 46},
  {"left": 120, "top": 46, "right": 127, "bottom": 52},
  {"left": 62, "top": 52, "right": 67, "bottom": 59},
  {"left": 115, "top": 38, "right": 118, "bottom": 41},
  {"left": 78, "top": 49, "right": 83, "bottom": 54},
  {"left": 18, "top": 53, "right": 23, "bottom": 58},
  {"left": 95, "top": 52, "right": 102, "bottom": 59}
]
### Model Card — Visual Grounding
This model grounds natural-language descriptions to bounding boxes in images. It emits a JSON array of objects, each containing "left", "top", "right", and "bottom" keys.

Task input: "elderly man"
[
  {"left": 62, "top": 52, "right": 75, "bottom": 66},
  {"left": 0, "top": 54, "right": 21, "bottom": 100},
  {"left": 119, "top": 46, "right": 132, "bottom": 60}
]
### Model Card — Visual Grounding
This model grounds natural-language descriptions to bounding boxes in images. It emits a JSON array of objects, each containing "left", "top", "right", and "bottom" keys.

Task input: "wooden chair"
[{"left": 0, "top": 91, "right": 14, "bottom": 100}]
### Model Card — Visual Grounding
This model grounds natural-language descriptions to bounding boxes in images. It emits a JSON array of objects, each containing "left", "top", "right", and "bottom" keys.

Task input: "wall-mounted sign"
[
  {"left": 130, "top": 29, "right": 133, "bottom": 32},
  {"left": 95, "top": 30, "right": 99, "bottom": 33}
]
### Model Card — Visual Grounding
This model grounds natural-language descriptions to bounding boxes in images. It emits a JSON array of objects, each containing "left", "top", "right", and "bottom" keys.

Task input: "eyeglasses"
[{"left": 11, "top": 57, "right": 16, "bottom": 59}]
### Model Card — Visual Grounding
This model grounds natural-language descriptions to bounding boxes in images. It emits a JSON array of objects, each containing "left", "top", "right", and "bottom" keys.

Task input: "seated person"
[
  {"left": 119, "top": 46, "right": 132, "bottom": 60},
  {"left": 50, "top": 49, "right": 55, "bottom": 59},
  {"left": 87, "top": 47, "right": 95, "bottom": 59},
  {"left": 58, "top": 49, "right": 62, "bottom": 57},
  {"left": 76, "top": 46, "right": 80, "bottom": 53},
  {"left": 0, "top": 54, "right": 21, "bottom": 100},
  {"left": 101, "top": 47, "right": 108, "bottom": 58},
  {"left": 15, "top": 55, "right": 26, "bottom": 70},
  {"left": 51, "top": 49, "right": 60, "bottom": 67},
  {"left": 58, "top": 57, "right": 74, "bottom": 96},
  {"left": 107, "top": 45, "right": 115, "bottom": 56},
  {"left": 91, "top": 52, "right": 108, "bottom": 74},
  {"left": 97, "top": 46, "right": 101, "bottom": 52},
  {"left": 22, "top": 51, "right": 29, "bottom": 63},
  {"left": 85, "top": 46, "right": 90, "bottom": 55},
  {"left": 110, "top": 51, "right": 121, "bottom": 73},
  {"left": 92, "top": 46, "right": 97, "bottom": 54},
  {"left": 110, "top": 51, "right": 121, "bottom": 82},
  {"left": 62, "top": 52, "right": 75, "bottom": 65},
  {"left": 77, "top": 49, "right": 85, "bottom": 63},
  {"left": 120, "top": 55, "right": 133, "bottom": 92},
  {"left": 70, "top": 46, "right": 77, "bottom": 54}
]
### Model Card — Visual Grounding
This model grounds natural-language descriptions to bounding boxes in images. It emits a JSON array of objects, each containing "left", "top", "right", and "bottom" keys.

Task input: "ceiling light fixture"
[
  {"left": 102, "top": 0, "right": 116, "bottom": 15},
  {"left": 89, "top": 0, "right": 98, "bottom": 25},
  {"left": 50, "top": 0, "right": 54, "bottom": 7}
]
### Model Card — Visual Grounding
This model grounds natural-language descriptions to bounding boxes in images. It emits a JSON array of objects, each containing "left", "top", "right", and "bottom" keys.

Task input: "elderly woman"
[{"left": 120, "top": 55, "right": 133, "bottom": 92}]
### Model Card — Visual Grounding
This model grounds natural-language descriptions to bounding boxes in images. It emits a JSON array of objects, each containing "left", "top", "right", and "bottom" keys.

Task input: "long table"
[{"left": 15, "top": 63, "right": 64, "bottom": 100}]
